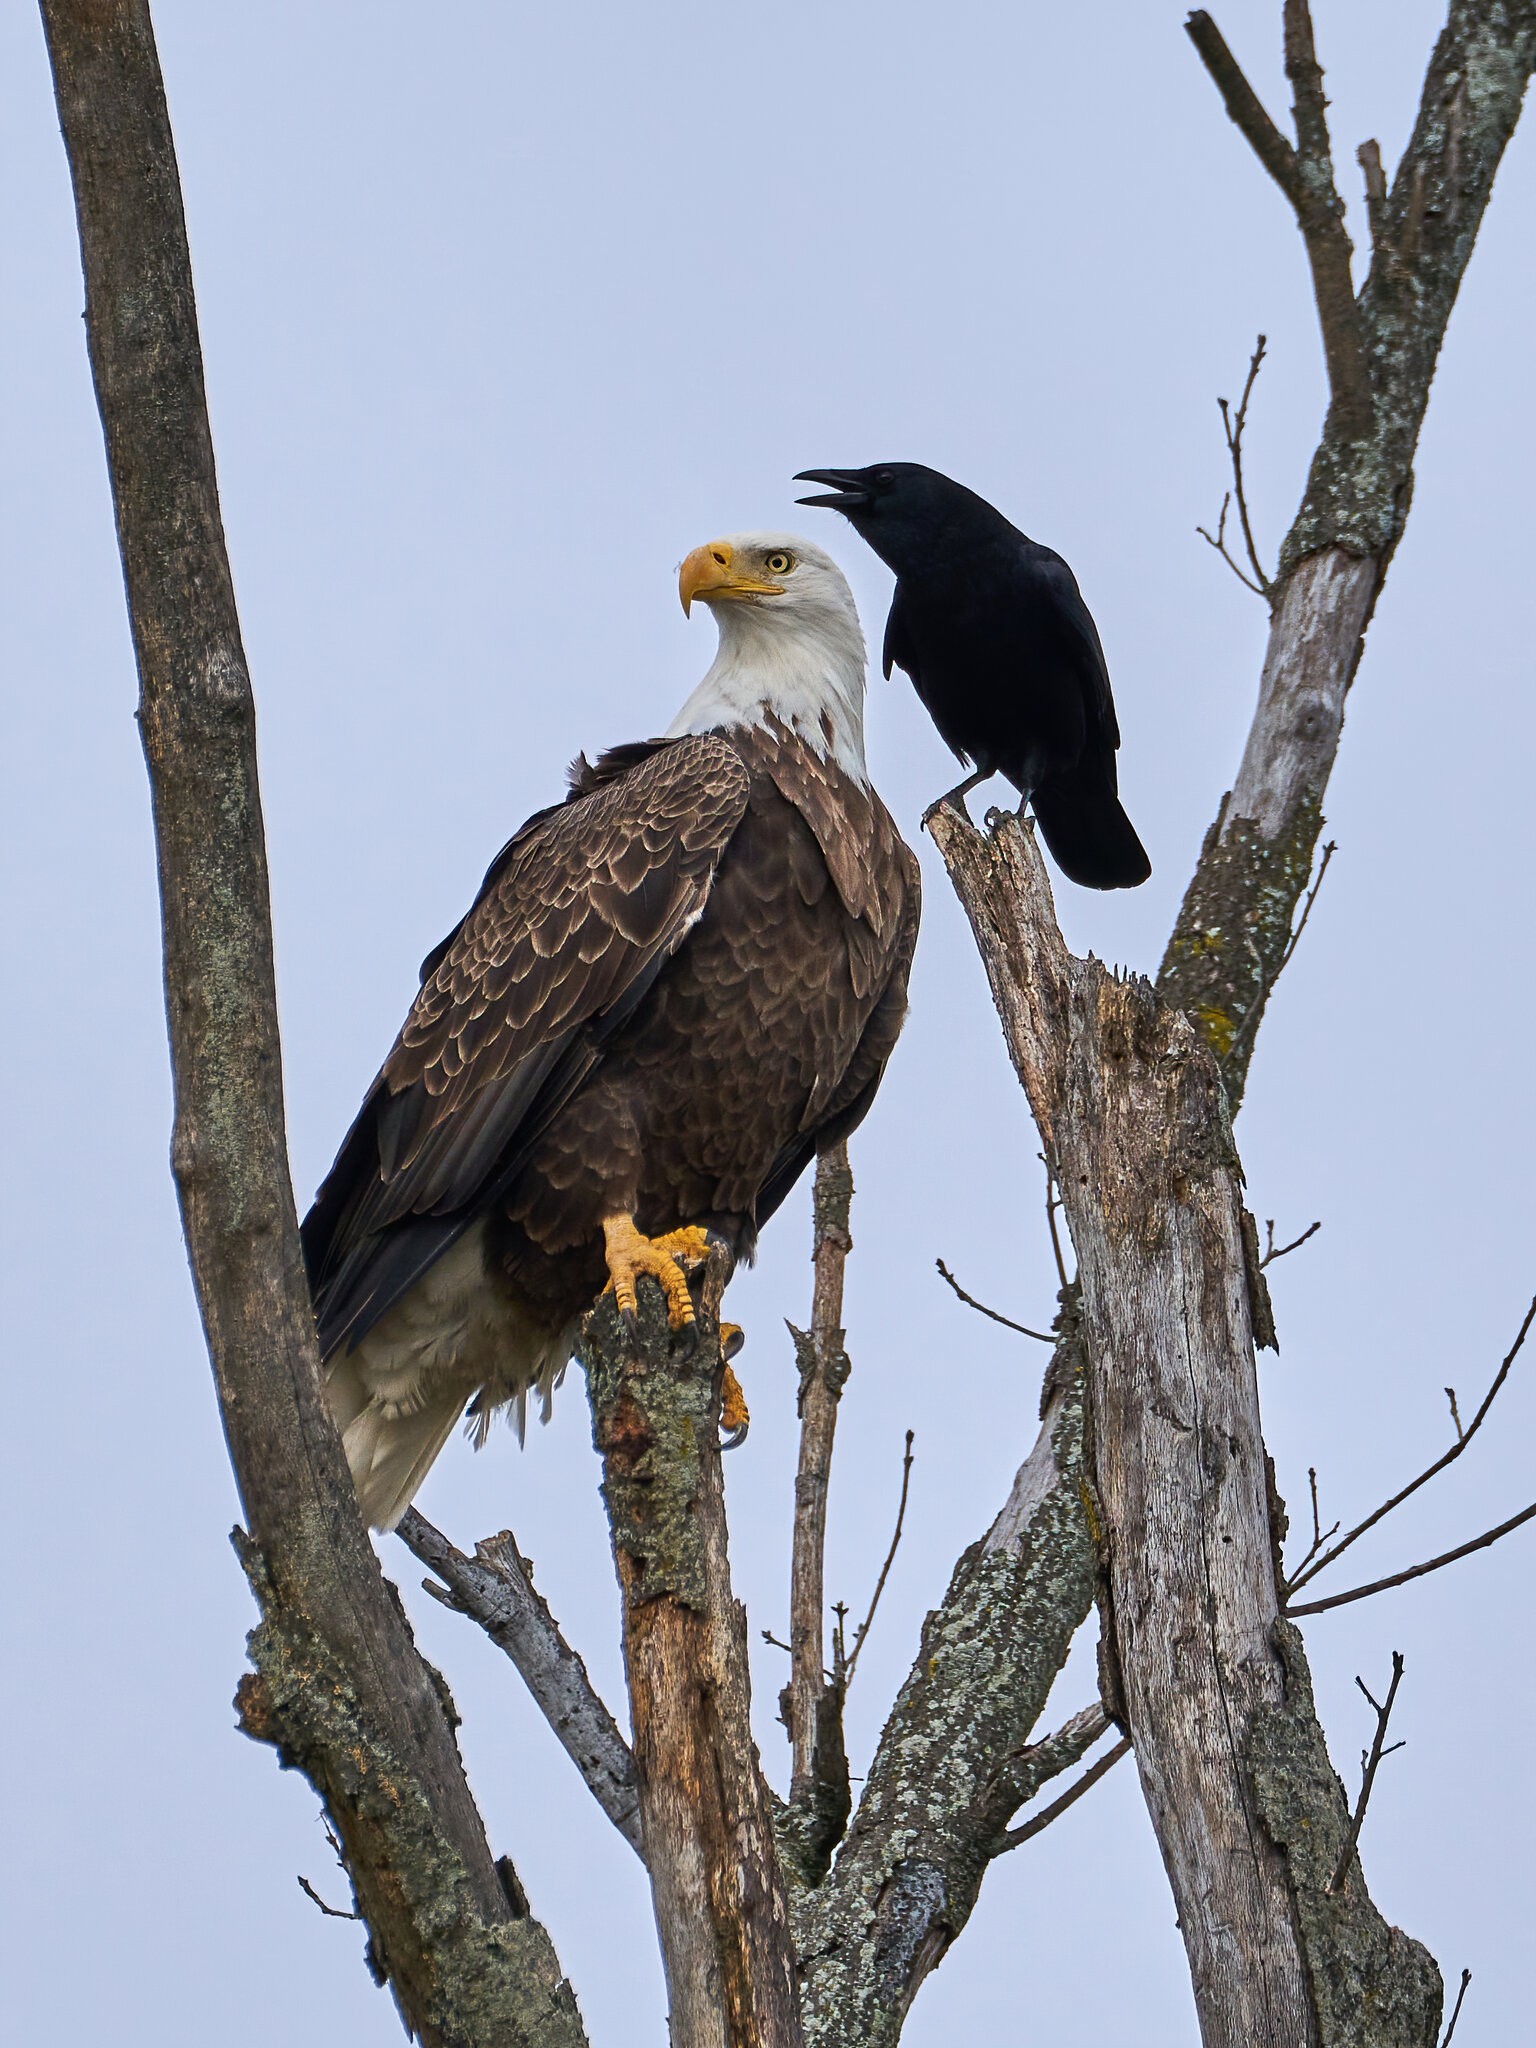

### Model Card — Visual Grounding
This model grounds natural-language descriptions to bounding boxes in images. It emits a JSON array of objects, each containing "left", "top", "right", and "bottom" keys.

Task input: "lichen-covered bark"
[
  {"left": 1163, "top": 1, "right": 1536, "bottom": 1108},
  {"left": 38, "top": 7, "right": 585, "bottom": 2041},
  {"left": 237, "top": 1545, "right": 585, "bottom": 2047},
  {"left": 932, "top": 806, "right": 1439, "bottom": 2048},
  {"left": 1249, "top": 1626, "right": 1443, "bottom": 2048},
  {"left": 795, "top": 1334, "right": 1098, "bottom": 2047},
  {"left": 582, "top": 1263, "right": 804, "bottom": 2048}
]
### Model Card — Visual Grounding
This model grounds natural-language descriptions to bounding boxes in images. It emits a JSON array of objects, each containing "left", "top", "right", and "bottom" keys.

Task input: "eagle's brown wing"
[
  {"left": 303, "top": 735, "right": 750, "bottom": 1353},
  {"left": 754, "top": 821, "right": 921, "bottom": 1230}
]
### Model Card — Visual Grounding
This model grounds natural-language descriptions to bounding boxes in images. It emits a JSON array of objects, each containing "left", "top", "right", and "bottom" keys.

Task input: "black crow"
[{"left": 795, "top": 462, "right": 1150, "bottom": 890}]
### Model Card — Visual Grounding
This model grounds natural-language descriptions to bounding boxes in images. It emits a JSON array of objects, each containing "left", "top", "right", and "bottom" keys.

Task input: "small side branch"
[
  {"left": 1327, "top": 1654, "right": 1406, "bottom": 1893},
  {"left": 397, "top": 1510, "right": 641, "bottom": 1857},
  {"left": 1357, "top": 138, "right": 1389, "bottom": 256},
  {"left": 1261, "top": 1218, "right": 1322, "bottom": 1269},
  {"left": 298, "top": 1874, "right": 361, "bottom": 1922},
  {"left": 1287, "top": 1496, "right": 1536, "bottom": 1617},
  {"left": 1440, "top": 1969, "right": 1472, "bottom": 2046},
  {"left": 1288, "top": 1295, "right": 1535, "bottom": 1595},
  {"left": 992, "top": 1734, "right": 1131, "bottom": 1857},
  {"left": 1196, "top": 335, "right": 1274, "bottom": 599},
  {"left": 934, "top": 1258, "right": 1052, "bottom": 1342},
  {"left": 1187, "top": 9, "right": 1370, "bottom": 429},
  {"left": 839, "top": 1431, "right": 916, "bottom": 1686}
]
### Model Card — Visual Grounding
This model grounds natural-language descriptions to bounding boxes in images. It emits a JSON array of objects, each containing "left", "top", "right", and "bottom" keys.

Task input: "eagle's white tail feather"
[{"left": 336, "top": 1379, "right": 469, "bottom": 1534}]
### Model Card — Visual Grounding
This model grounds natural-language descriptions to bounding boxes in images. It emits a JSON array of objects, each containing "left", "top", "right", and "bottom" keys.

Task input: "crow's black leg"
[{"left": 922, "top": 768, "right": 990, "bottom": 827}]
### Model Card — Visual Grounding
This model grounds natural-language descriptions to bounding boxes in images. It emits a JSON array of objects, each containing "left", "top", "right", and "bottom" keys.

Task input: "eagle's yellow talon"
[
  {"left": 601, "top": 1215, "right": 709, "bottom": 1330},
  {"left": 720, "top": 1359, "right": 750, "bottom": 1448}
]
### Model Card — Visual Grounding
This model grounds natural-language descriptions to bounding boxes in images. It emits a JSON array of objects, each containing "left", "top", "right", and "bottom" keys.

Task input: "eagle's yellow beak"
[{"left": 679, "top": 540, "right": 784, "bottom": 617}]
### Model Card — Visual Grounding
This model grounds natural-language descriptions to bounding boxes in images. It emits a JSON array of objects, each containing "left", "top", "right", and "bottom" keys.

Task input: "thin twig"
[
  {"left": 1444, "top": 1387, "right": 1464, "bottom": 1442},
  {"left": 1287, "top": 1295, "right": 1536, "bottom": 1595},
  {"left": 1440, "top": 1968, "right": 1472, "bottom": 2046},
  {"left": 1226, "top": 839, "right": 1337, "bottom": 1067},
  {"left": 1288, "top": 1497, "right": 1536, "bottom": 1616},
  {"left": 993, "top": 1737, "right": 1132, "bottom": 1855},
  {"left": 1291, "top": 1465, "right": 1342, "bottom": 1581},
  {"left": 1275, "top": 839, "right": 1336, "bottom": 981},
  {"left": 842, "top": 1431, "right": 915, "bottom": 1686},
  {"left": 1327, "top": 1654, "right": 1405, "bottom": 1892},
  {"left": 1197, "top": 336, "right": 1274, "bottom": 598},
  {"left": 1197, "top": 491, "right": 1268, "bottom": 599},
  {"left": 1041, "top": 1154, "right": 1072, "bottom": 1291},
  {"left": 1261, "top": 1217, "right": 1322, "bottom": 1268},
  {"left": 298, "top": 1874, "right": 361, "bottom": 1921},
  {"left": 935, "top": 1259, "right": 1053, "bottom": 1343}
]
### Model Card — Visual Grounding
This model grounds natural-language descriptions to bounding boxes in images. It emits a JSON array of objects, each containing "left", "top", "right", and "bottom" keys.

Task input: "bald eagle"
[{"left": 302, "top": 535, "right": 920, "bottom": 1529}]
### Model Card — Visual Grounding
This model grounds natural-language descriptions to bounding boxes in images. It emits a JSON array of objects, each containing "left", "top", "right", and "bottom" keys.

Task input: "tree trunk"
[
  {"left": 582, "top": 1259, "right": 804, "bottom": 2048},
  {"left": 39, "top": 6, "right": 583, "bottom": 2040},
  {"left": 932, "top": 807, "right": 1443, "bottom": 2048}
]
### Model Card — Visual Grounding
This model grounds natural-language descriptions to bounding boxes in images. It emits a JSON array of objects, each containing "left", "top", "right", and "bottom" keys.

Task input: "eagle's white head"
[{"left": 666, "top": 532, "right": 869, "bottom": 784}]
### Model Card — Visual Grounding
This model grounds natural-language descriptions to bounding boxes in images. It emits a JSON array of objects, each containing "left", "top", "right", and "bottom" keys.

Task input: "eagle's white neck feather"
[{"left": 665, "top": 540, "right": 870, "bottom": 785}]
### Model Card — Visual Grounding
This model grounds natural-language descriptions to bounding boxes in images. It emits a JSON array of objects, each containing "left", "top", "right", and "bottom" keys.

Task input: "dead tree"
[{"left": 38, "top": 2, "right": 1534, "bottom": 2044}]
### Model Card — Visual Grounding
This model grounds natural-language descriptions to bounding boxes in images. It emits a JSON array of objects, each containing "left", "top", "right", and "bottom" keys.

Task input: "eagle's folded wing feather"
[{"left": 303, "top": 734, "right": 750, "bottom": 1351}]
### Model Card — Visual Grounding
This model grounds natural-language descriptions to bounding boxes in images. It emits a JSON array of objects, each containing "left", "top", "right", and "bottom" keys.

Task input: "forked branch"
[
  {"left": 1196, "top": 335, "right": 1274, "bottom": 598},
  {"left": 398, "top": 1510, "right": 642, "bottom": 1856},
  {"left": 1287, "top": 1295, "right": 1535, "bottom": 1595},
  {"left": 1186, "top": 7, "right": 1370, "bottom": 428},
  {"left": 1328, "top": 1654, "right": 1407, "bottom": 1892}
]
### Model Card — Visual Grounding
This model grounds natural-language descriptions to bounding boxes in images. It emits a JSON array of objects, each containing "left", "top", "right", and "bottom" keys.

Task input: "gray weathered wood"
[
  {"left": 38, "top": 5, "right": 585, "bottom": 2040},
  {"left": 932, "top": 804, "right": 1442, "bottom": 2048},
  {"left": 1166, "top": 0, "right": 1536, "bottom": 1108},
  {"left": 399, "top": 1510, "right": 643, "bottom": 1857},
  {"left": 796, "top": 1340, "right": 1098, "bottom": 2047}
]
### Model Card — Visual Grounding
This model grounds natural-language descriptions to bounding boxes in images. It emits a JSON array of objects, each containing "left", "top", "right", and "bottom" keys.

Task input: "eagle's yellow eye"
[{"left": 764, "top": 551, "right": 795, "bottom": 576}]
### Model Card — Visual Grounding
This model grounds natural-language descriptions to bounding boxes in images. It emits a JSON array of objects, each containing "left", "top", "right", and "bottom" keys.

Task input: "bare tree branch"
[
  {"left": 398, "top": 1510, "right": 642, "bottom": 1857},
  {"left": 935, "top": 1258, "right": 1053, "bottom": 1342},
  {"left": 1287, "top": 1295, "right": 1535, "bottom": 1596},
  {"left": 1164, "top": 2, "right": 1536, "bottom": 1110},
  {"left": 780, "top": 1145, "right": 856, "bottom": 1883},
  {"left": 841, "top": 1431, "right": 916, "bottom": 1686},
  {"left": 1440, "top": 1969, "right": 1472, "bottom": 2045},
  {"left": 37, "top": 7, "right": 584, "bottom": 2040},
  {"left": 992, "top": 1735, "right": 1131, "bottom": 1857},
  {"left": 1328, "top": 1654, "right": 1407, "bottom": 1892},
  {"left": 797, "top": 1331, "right": 1098, "bottom": 2047},
  {"left": 1260, "top": 1217, "right": 1322, "bottom": 1268},
  {"left": 930, "top": 802, "right": 1442, "bottom": 2047},
  {"left": 1187, "top": 9, "right": 1370, "bottom": 427},
  {"left": 298, "top": 1874, "right": 362, "bottom": 1922},
  {"left": 1357, "top": 137, "right": 1390, "bottom": 255},
  {"left": 583, "top": 1259, "right": 804, "bottom": 2048},
  {"left": 1287, "top": 1497, "right": 1536, "bottom": 1616},
  {"left": 1196, "top": 336, "right": 1274, "bottom": 599}
]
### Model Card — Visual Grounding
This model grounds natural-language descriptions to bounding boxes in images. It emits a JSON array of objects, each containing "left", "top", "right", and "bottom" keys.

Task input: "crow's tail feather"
[{"left": 1030, "top": 763, "right": 1151, "bottom": 891}]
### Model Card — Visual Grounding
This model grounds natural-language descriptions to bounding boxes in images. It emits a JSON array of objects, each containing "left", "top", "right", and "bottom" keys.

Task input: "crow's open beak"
[{"left": 794, "top": 468, "right": 874, "bottom": 512}]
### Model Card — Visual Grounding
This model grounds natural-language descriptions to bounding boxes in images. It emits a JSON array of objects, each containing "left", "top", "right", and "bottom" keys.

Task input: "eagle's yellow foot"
[
  {"left": 601, "top": 1216, "right": 710, "bottom": 1329},
  {"left": 719, "top": 1354, "right": 750, "bottom": 1450}
]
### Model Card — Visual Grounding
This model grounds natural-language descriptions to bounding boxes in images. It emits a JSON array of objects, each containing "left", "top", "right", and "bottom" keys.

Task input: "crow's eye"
[
  {"left": 876, "top": 470, "right": 894, "bottom": 484},
  {"left": 765, "top": 550, "right": 795, "bottom": 575}
]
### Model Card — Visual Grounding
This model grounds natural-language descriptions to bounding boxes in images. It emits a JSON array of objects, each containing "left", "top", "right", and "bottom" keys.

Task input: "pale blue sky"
[{"left": 5, "top": 4, "right": 1533, "bottom": 2042}]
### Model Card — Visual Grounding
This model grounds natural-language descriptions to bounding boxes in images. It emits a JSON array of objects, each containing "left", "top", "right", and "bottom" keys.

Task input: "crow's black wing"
[{"left": 1028, "top": 547, "right": 1121, "bottom": 753}]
